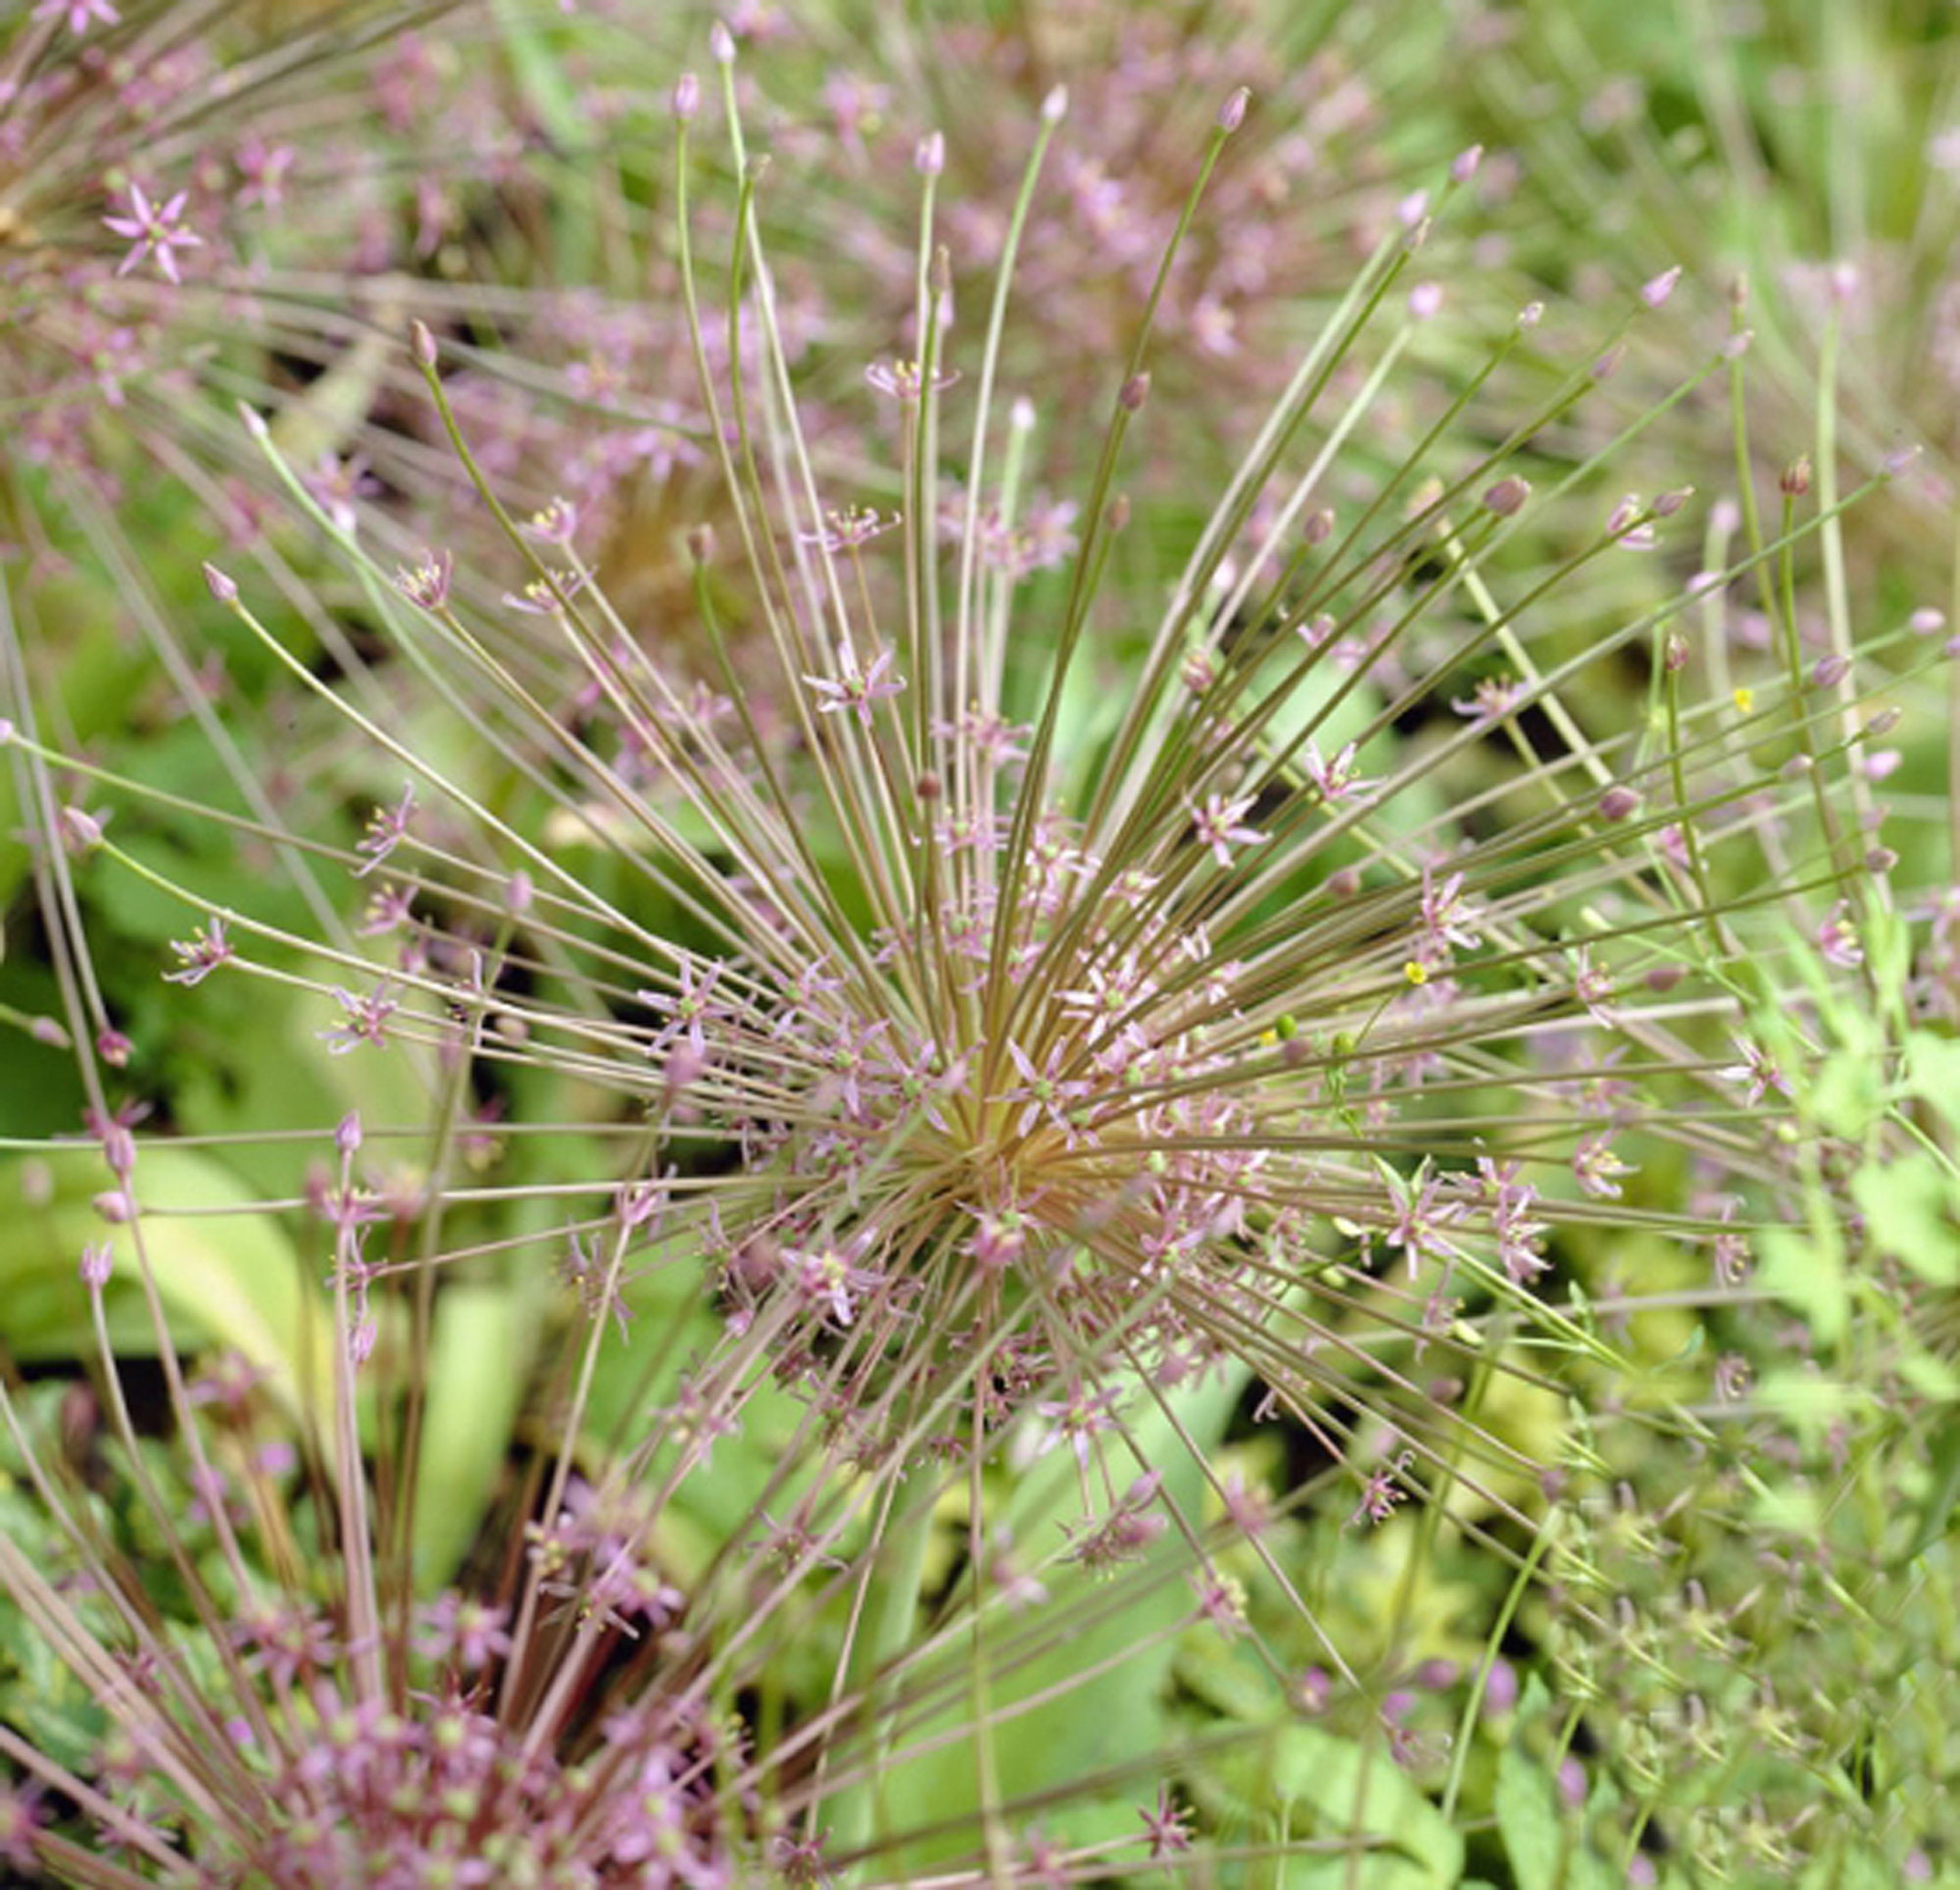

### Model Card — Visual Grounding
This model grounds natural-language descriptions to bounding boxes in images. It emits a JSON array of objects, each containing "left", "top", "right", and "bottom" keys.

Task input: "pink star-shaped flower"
[
  {"left": 33, "top": 0, "right": 120, "bottom": 33},
  {"left": 103, "top": 181, "right": 202, "bottom": 285}
]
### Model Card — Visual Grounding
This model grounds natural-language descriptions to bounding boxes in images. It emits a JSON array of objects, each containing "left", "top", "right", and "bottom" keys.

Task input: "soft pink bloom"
[{"left": 103, "top": 182, "right": 202, "bottom": 284}]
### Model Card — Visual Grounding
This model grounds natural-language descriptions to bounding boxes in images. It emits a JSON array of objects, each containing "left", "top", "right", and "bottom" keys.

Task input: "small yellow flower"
[
  {"left": 1732, "top": 686, "right": 1754, "bottom": 713},
  {"left": 1403, "top": 959, "right": 1429, "bottom": 986}
]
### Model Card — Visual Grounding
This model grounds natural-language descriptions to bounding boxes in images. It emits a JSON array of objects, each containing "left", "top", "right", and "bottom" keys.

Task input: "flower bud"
[
  {"left": 1641, "top": 265, "right": 1682, "bottom": 308},
  {"left": 1217, "top": 87, "right": 1250, "bottom": 133},
  {"left": 709, "top": 20, "right": 735, "bottom": 63},
  {"left": 1779, "top": 455, "right": 1811, "bottom": 497},
  {"left": 203, "top": 561, "right": 238, "bottom": 604},
  {"left": 336, "top": 1111, "right": 364, "bottom": 1159},
  {"left": 673, "top": 72, "right": 701, "bottom": 121},
  {"left": 1119, "top": 371, "right": 1151, "bottom": 412},
  {"left": 914, "top": 130, "right": 944, "bottom": 175},
  {"left": 1483, "top": 475, "right": 1531, "bottom": 516},
  {"left": 60, "top": 805, "right": 106, "bottom": 854},
  {"left": 410, "top": 317, "right": 438, "bottom": 369},
  {"left": 1041, "top": 84, "right": 1068, "bottom": 123},
  {"left": 1451, "top": 144, "right": 1483, "bottom": 182},
  {"left": 1597, "top": 785, "right": 1642, "bottom": 821}
]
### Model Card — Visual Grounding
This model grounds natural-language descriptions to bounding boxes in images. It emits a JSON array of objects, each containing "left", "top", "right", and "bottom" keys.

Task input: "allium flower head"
[{"left": 70, "top": 69, "right": 1892, "bottom": 1542}]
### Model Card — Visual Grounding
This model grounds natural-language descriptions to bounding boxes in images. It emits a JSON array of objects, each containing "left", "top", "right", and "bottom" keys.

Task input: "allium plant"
[{"left": 0, "top": 22, "right": 1946, "bottom": 1889}]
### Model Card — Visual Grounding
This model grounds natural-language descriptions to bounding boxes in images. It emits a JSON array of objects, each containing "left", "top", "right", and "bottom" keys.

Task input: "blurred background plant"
[{"left": 1, "top": 2, "right": 1959, "bottom": 1886}]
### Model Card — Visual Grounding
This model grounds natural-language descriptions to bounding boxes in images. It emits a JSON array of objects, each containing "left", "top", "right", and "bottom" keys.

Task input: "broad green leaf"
[
  {"left": 410, "top": 1283, "right": 536, "bottom": 1591},
  {"left": 1495, "top": 1742, "right": 1562, "bottom": 1890},
  {"left": 872, "top": 1371, "right": 1246, "bottom": 1870},
  {"left": 0, "top": 1148, "right": 331, "bottom": 1419}
]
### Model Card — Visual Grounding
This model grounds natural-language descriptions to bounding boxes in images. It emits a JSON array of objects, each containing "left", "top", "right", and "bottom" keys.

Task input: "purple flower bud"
[
  {"left": 1407, "top": 281, "right": 1443, "bottom": 320},
  {"left": 673, "top": 72, "right": 701, "bottom": 121},
  {"left": 1010, "top": 396, "right": 1036, "bottom": 432},
  {"left": 507, "top": 869, "right": 534, "bottom": 915},
  {"left": 1119, "top": 371, "right": 1151, "bottom": 412},
  {"left": 60, "top": 805, "right": 106, "bottom": 853},
  {"left": 687, "top": 522, "right": 716, "bottom": 565},
  {"left": 1720, "top": 329, "right": 1753, "bottom": 360},
  {"left": 1812, "top": 654, "right": 1851, "bottom": 688},
  {"left": 1041, "top": 83, "right": 1068, "bottom": 123},
  {"left": 203, "top": 561, "right": 238, "bottom": 604},
  {"left": 93, "top": 1190, "right": 131, "bottom": 1224},
  {"left": 1517, "top": 301, "right": 1544, "bottom": 329},
  {"left": 96, "top": 1028, "right": 131, "bottom": 1068},
  {"left": 238, "top": 401, "right": 269, "bottom": 440},
  {"left": 30, "top": 1016, "right": 69, "bottom": 1048},
  {"left": 709, "top": 20, "right": 735, "bottom": 63},
  {"left": 914, "top": 130, "right": 944, "bottom": 175},
  {"left": 336, "top": 1111, "right": 363, "bottom": 1159},
  {"left": 1598, "top": 785, "right": 1642, "bottom": 821},
  {"left": 1481, "top": 1657, "right": 1519, "bottom": 1716},
  {"left": 1645, "top": 964, "right": 1687, "bottom": 993},
  {"left": 101, "top": 1124, "right": 136, "bottom": 1179},
  {"left": 1828, "top": 260, "right": 1859, "bottom": 303},
  {"left": 1592, "top": 341, "right": 1626, "bottom": 381},
  {"left": 1218, "top": 87, "right": 1250, "bottom": 133},
  {"left": 1651, "top": 486, "right": 1692, "bottom": 517},
  {"left": 79, "top": 1243, "right": 114, "bottom": 1291},
  {"left": 1451, "top": 144, "right": 1484, "bottom": 182},
  {"left": 1867, "top": 844, "right": 1899, "bottom": 873},
  {"left": 1641, "top": 265, "right": 1682, "bottom": 308},
  {"left": 1663, "top": 633, "right": 1690, "bottom": 672},
  {"left": 1483, "top": 475, "right": 1531, "bottom": 516},
  {"left": 1781, "top": 753, "right": 1814, "bottom": 778},
  {"left": 1556, "top": 1757, "right": 1587, "bottom": 1809},
  {"left": 1396, "top": 188, "right": 1430, "bottom": 228},
  {"left": 1885, "top": 445, "right": 1923, "bottom": 478},
  {"left": 1866, "top": 705, "right": 1902, "bottom": 736},
  {"left": 1779, "top": 455, "right": 1811, "bottom": 497},
  {"left": 1302, "top": 508, "right": 1335, "bottom": 546},
  {"left": 410, "top": 318, "right": 438, "bottom": 369},
  {"left": 1910, "top": 606, "right": 1947, "bottom": 635}
]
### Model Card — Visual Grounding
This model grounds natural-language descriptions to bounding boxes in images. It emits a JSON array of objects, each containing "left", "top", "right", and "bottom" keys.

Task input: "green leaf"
[
  {"left": 1905, "top": 1033, "right": 1960, "bottom": 1131},
  {"left": 410, "top": 1283, "right": 537, "bottom": 1591},
  {"left": 873, "top": 1372, "right": 1247, "bottom": 1870},
  {"left": 0, "top": 1148, "right": 330, "bottom": 1419},
  {"left": 1851, "top": 1153, "right": 1960, "bottom": 1285},
  {"left": 1251, "top": 1723, "right": 1465, "bottom": 1888},
  {"left": 1756, "top": 1225, "right": 1849, "bottom": 1349},
  {"left": 1495, "top": 1743, "right": 1563, "bottom": 1890},
  {"left": 1900, "top": 1411, "right": 1960, "bottom": 1566}
]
